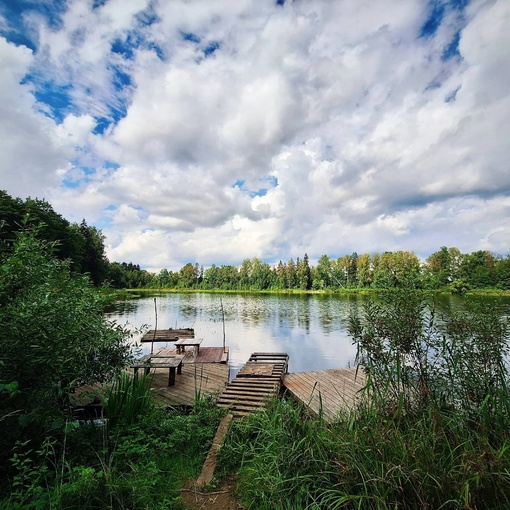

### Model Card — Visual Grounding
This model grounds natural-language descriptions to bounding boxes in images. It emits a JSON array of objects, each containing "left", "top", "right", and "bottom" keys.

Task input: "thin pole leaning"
[
  {"left": 152, "top": 297, "right": 157, "bottom": 355},
  {"left": 220, "top": 297, "right": 226, "bottom": 352}
]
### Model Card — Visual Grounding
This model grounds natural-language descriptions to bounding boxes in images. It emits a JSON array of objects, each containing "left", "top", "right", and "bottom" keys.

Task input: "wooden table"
[
  {"left": 174, "top": 338, "right": 203, "bottom": 356},
  {"left": 132, "top": 354, "right": 185, "bottom": 386}
]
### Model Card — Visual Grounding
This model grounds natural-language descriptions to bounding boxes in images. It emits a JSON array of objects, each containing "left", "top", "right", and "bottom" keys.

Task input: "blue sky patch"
[
  {"left": 181, "top": 31, "right": 201, "bottom": 44},
  {"left": 442, "top": 31, "right": 461, "bottom": 60},
  {"left": 92, "top": 0, "right": 108, "bottom": 9},
  {"left": 112, "top": 68, "right": 132, "bottom": 91},
  {"left": 111, "top": 37, "right": 135, "bottom": 60},
  {"left": 419, "top": 0, "right": 469, "bottom": 39},
  {"left": 420, "top": 1, "right": 446, "bottom": 38},
  {"left": 135, "top": 4, "right": 160, "bottom": 27},
  {"left": 63, "top": 165, "right": 96, "bottom": 189},
  {"left": 204, "top": 41, "right": 220, "bottom": 56},
  {"left": 104, "top": 161, "right": 120, "bottom": 170},
  {"left": 28, "top": 80, "right": 75, "bottom": 123},
  {"left": 0, "top": 0, "right": 67, "bottom": 42},
  {"left": 93, "top": 118, "right": 111, "bottom": 135},
  {"left": 233, "top": 177, "right": 278, "bottom": 198},
  {"left": 112, "top": 30, "right": 164, "bottom": 61}
]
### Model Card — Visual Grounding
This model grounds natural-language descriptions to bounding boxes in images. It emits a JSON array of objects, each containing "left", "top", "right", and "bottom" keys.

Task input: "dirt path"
[{"left": 180, "top": 477, "right": 245, "bottom": 510}]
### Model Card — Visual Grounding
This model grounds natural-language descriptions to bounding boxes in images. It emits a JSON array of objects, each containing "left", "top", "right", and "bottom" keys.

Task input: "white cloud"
[
  {"left": 0, "top": 37, "right": 73, "bottom": 197},
  {"left": 2, "top": 0, "right": 510, "bottom": 270}
]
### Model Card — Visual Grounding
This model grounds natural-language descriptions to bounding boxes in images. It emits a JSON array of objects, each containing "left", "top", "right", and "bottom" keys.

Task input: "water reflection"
[
  {"left": 106, "top": 292, "right": 510, "bottom": 377},
  {"left": 106, "top": 293, "right": 360, "bottom": 376}
]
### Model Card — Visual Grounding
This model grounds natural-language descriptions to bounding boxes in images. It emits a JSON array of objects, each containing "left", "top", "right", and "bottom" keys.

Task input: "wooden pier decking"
[
  {"left": 150, "top": 362, "right": 230, "bottom": 407},
  {"left": 283, "top": 368, "right": 366, "bottom": 423},
  {"left": 152, "top": 346, "right": 229, "bottom": 364},
  {"left": 217, "top": 352, "right": 289, "bottom": 418},
  {"left": 139, "top": 346, "right": 230, "bottom": 406},
  {"left": 140, "top": 328, "right": 194, "bottom": 342}
]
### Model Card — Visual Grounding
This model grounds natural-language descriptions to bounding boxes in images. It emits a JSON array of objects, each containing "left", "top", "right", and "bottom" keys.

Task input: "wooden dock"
[
  {"left": 140, "top": 346, "right": 230, "bottom": 406},
  {"left": 217, "top": 352, "right": 289, "bottom": 418},
  {"left": 149, "top": 362, "right": 230, "bottom": 407},
  {"left": 153, "top": 346, "right": 229, "bottom": 364},
  {"left": 283, "top": 368, "right": 366, "bottom": 423},
  {"left": 140, "top": 328, "right": 194, "bottom": 342}
]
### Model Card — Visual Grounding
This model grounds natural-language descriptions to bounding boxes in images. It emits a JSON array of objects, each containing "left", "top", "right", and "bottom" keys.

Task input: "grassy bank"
[
  {"left": 119, "top": 287, "right": 510, "bottom": 297},
  {"left": 0, "top": 375, "right": 225, "bottom": 510}
]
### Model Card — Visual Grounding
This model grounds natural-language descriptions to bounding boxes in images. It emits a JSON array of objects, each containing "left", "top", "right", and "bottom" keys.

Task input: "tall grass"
[
  {"left": 104, "top": 372, "right": 154, "bottom": 429},
  {"left": 220, "top": 291, "right": 510, "bottom": 509}
]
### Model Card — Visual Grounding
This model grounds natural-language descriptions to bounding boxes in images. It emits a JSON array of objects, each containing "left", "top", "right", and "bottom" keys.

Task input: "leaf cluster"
[{"left": 0, "top": 229, "right": 133, "bottom": 471}]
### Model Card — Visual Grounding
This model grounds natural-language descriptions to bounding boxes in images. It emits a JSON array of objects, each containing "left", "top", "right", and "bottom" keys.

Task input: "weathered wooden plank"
[
  {"left": 218, "top": 351, "right": 288, "bottom": 419},
  {"left": 283, "top": 368, "right": 366, "bottom": 422},
  {"left": 141, "top": 328, "right": 194, "bottom": 342},
  {"left": 238, "top": 363, "right": 275, "bottom": 376},
  {"left": 218, "top": 395, "right": 269, "bottom": 404},
  {"left": 153, "top": 346, "right": 229, "bottom": 364},
  {"left": 196, "top": 413, "right": 234, "bottom": 488},
  {"left": 218, "top": 402, "right": 266, "bottom": 412}
]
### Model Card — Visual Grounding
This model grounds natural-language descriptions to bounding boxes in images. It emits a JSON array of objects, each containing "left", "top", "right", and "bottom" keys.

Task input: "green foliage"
[
  {"left": 219, "top": 398, "right": 334, "bottom": 509},
  {"left": 104, "top": 373, "right": 154, "bottom": 429},
  {"left": 0, "top": 229, "right": 133, "bottom": 468},
  {"left": 1, "top": 396, "right": 223, "bottom": 509},
  {"left": 220, "top": 292, "right": 510, "bottom": 510},
  {"left": 0, "top": 191, "right": 110, "bottom": 285},
  {"left": 4, "top": 190, "right": 510, "bottom": 293}
]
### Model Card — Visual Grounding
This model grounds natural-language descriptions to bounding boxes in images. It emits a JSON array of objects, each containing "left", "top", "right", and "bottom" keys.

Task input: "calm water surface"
[
  {"left": 106, "top": 292, "right": 510, "bottom": 377},
  {"left": 106, "top": 293, "right": 364, "bottom": 376}
]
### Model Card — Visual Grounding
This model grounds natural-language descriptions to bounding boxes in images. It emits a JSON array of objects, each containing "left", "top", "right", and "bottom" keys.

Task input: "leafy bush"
[{"left": 0, "top": 229, "right": 133, "bottom": 475}]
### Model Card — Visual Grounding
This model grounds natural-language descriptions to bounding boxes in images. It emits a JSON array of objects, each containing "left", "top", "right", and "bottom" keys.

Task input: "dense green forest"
[{"left": 2, "top": 190, "right": 510, "bottom": 293}]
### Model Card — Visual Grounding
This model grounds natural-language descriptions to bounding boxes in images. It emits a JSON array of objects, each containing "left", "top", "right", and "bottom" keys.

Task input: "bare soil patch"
[{"left": 180, "top": 477, "right": 245, "bottom": 510}]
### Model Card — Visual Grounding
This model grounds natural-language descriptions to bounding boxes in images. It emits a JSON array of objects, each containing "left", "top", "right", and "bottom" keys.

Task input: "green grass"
[
  {"left": 218, "top": 292, "right": 510, "bottom": 510},
  {"left": 1, "top": 383, "right": 225, "bottom": 510}
]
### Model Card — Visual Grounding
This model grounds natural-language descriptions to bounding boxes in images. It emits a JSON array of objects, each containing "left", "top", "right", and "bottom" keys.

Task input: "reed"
[
  {"left": 220, "top": 291, "right": 510, "bottom": 509},
  {"left": 104, "top": 372, "right": 154, "bottom": 429}
]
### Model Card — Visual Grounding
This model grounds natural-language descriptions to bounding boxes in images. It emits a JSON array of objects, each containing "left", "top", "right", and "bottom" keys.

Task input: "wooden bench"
[
  {"left": 174, "top": 338, "right": 203, "bottom": 356},
  {"left": 132, "top": 354, "right": 185, "bottom": 386}
]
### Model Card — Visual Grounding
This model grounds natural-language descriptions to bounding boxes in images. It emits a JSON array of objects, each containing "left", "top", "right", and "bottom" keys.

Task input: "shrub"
[{"left": 0, "top": 229, "right": 133, "bottom": 476}]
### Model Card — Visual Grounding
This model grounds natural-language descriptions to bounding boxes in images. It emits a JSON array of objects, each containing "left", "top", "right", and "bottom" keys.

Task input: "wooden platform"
[
  {"left": 217, "top": 352, "right": 289, "bottom": 418},
  {"left": 150, "top": 362, "right": 230, "bottom": 407},
  {"left": 140, "top": 328, "right": 194, "bottom": 342},
  {"left": 283, "top": 368, "right": 366, "bottom": 423},
  {"left": 153, "top": 346, "right": 229, "bottom": 364},
  {"left": 72, "top": 346, "right": 230, "bottom": 409}
]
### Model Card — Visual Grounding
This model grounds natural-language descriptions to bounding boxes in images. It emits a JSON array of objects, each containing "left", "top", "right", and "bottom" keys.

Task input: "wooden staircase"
[{"left": 217, "top": 352, "right": 289, "bottom": 418}]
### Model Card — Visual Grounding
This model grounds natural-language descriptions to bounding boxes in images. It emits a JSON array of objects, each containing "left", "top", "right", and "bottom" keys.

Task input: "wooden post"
[
  {"left": 220, "top": 297, "right": 226, "bottom": 352},
  {"left": 151, "top": 298, "right": 157, "bottom": 355},
  {"left": 168, "top": 366, "right": 176, "bottom": 386}
]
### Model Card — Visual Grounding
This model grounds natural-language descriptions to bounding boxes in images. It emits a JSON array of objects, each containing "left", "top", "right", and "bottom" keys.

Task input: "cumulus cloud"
[{"left": 1, "top": 0, "right": 509, "bottom": 270}]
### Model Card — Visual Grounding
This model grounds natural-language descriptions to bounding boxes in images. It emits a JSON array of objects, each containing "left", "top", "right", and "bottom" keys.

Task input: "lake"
[
  {"left": 106, "top": 292, "right": 366, "bottom": 376},
  {"left": 106, "top": 292, "right": 510, "bottom": 377}
]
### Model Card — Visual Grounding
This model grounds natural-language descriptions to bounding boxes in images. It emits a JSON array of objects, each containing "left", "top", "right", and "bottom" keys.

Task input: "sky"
[{"left": 0, "top": 0, "right": 509, "bottom": 272}]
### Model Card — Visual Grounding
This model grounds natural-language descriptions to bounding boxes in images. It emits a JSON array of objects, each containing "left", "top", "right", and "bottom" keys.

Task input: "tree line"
[
  {"left": 144, "top": 248, "right": 510, "bottom": 293},
  {"left": 2, "top": 190, "right": 510, "bottom": 293},
  {"left": 0, "top": 190, "right": 108, "bottom": 286}
]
